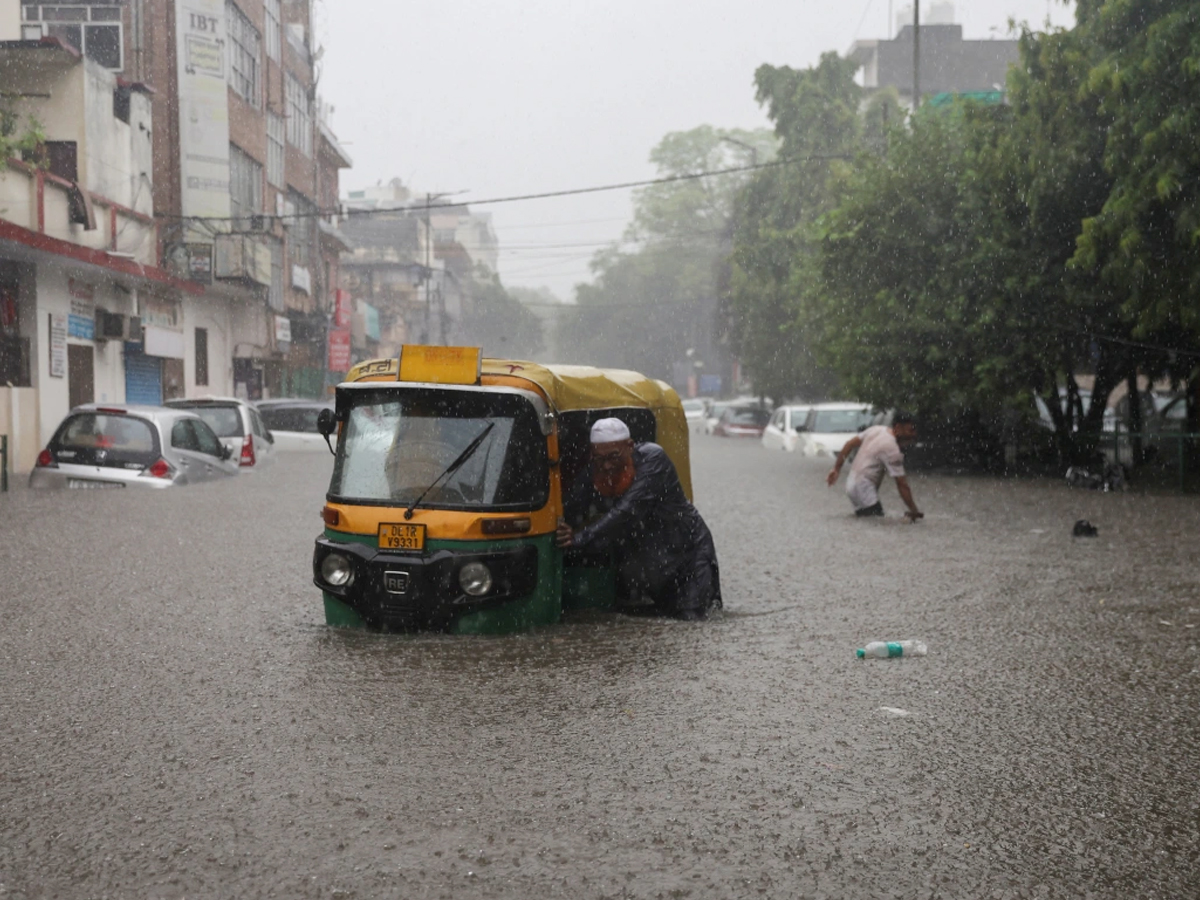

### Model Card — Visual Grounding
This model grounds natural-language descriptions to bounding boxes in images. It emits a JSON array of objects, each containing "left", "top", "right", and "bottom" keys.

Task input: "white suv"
[{"left": 165, "top": 397, "right": 277, "bottom": 469}]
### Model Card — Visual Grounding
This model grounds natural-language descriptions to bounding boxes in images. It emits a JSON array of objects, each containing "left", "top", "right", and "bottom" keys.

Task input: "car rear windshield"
[
  {"left": 52, "top": 413, "right": 159, "bottom": 467},
  {"left": 174, "top": 405, "right": 244, "bottom": 437},
  {"left": 729, "top": 408, "right": 770, "bottom": 426},
  {"left": 261, "top": 405, "right": 328, "bottom": 433},
  {"left": 329, "top": 388, "right": 549, "bottom": 510},
  {"left": 810, "top": 409, "right": 873, "bottom": 433}
]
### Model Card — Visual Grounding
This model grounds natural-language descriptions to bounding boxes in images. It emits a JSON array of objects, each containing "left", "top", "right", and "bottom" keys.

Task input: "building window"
[
  {"left": 225, "top": 1, "right": 261, "bottom": 107},
  {"left": 264, "top": 0, "right": 280, "bottom": 62},
  {"left": 287, "top": 190, "right": 315, "bottom": 270},
  {"left": 266, "top": 111, "right": 285, "bottom": 188},
  {"left": 23, "top": 5, "right": 123, "bottom": 70},
  {"left": 195, "top": 327, "right": 209, "bottom": 386},
  {"left": 228, "top": 144, "right": 263, "bottom": 229},
  {"left": 285, "top": 71, "right": 312, "bottom": 157}
]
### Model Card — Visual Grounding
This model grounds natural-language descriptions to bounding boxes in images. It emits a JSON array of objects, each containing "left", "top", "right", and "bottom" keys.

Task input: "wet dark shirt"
[{"left": 564, "top": 443, "right": 712, "bottom": 574}]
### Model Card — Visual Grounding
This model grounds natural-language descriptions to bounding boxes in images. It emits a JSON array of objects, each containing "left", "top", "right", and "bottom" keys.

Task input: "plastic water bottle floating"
[{"left": 856, "top": 640, "right": 927, "bottom": 659}]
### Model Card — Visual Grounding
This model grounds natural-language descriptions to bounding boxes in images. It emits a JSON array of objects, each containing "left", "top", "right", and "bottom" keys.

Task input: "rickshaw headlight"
[
  {"left": 321, "top": 553, "right": 354, "bottom": 587},
  {"left": 458, "top": 561, "right": 493, "bottom": 597}
]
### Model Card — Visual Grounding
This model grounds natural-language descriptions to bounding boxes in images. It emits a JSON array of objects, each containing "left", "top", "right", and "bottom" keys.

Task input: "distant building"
[
  {"left": 341, "top": 179, "right": 500, "bottom": 358},
  {"left": 849, "top": 21, "right": 1019, "bottom": 107}
]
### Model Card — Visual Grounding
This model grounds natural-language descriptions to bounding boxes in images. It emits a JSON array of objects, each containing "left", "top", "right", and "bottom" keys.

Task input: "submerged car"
[
  {"left": 30, "top": 404, "right": 238, "bottom": 489},
  {"left": 762, "top": 404, "right": 813, "bottom": 451},
  {"left": 165, "top": 397, "right": 276, "bottom": 468},
  {"left": 713, "top": 406, "right": 771, "bottom": 437},
  {"left": 798, "top": 403, "right": 876, "bottom": 457},
  {"left": 258, "top": 399, "right": 334, "bottom": 452},
  {"left": 682, "top": 398, "right": 709, "bottom": 434}
]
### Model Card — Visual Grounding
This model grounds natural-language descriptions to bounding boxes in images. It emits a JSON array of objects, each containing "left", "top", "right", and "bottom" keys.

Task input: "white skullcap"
[{"left": 590, "top": 417, "right": 631, "bottom": 444}]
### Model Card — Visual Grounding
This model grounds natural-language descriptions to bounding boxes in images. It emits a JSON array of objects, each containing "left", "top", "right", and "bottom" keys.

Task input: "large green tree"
[
  {"left": 557, "top": 125, "right": 775, "bottom": 387},
  {"left": 726, "top": 52, "right": 861, "bottom": 402}
]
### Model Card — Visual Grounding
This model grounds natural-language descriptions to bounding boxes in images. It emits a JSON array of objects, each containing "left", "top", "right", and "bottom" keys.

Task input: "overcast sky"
[{"left": 318, "top": 0, "right": 1076, "bottom": 303}]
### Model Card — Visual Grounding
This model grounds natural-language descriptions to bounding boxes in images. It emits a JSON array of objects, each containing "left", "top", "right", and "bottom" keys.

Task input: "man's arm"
[
  {"left": 826, "top": 435, "right": 863, "bottom": 486},
  {"left": 894, "top": 475, "right": 923, "bottom": 520}
]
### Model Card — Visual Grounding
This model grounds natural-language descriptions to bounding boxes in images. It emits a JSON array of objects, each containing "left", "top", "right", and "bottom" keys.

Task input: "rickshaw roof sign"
[{"left": 397, "top": 345, "right": 482, "bottom": 385}]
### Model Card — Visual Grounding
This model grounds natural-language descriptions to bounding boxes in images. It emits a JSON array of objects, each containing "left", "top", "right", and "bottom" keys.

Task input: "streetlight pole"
[{"left": 913, "top": 0, "right": 921, "bottom": 110}]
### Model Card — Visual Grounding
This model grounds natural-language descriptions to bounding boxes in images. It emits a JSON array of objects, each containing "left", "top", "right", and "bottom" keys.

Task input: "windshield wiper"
[{"left": 404, "top": 421, "right": 496, "bottom": 520}]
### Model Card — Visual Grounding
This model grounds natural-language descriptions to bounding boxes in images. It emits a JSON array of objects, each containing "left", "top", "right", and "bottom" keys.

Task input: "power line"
[{"left": 161, "top": 153, "right": 847, "bottom": 225}]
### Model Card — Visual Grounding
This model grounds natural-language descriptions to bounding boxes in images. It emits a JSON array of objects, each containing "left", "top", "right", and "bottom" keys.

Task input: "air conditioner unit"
[
  {"left": 248, "top": 213, "right": 270, "bottom": 232},
  {"left": 214, "top": 234, "right": 272, "bottom": 287},
  {"left": 93, "top": 309, "right": 126, "bottom": 341},
  {"left": 127, "top": 316, "right": 143, "bottom": 343}
]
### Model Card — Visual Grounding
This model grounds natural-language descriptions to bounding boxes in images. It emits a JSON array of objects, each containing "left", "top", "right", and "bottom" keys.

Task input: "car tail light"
[
  {"left": 239, "top": 434, "right": 255, "bottom": 467},
  {"left": 143, "top": 458, "right": 174, "bottom": 479},
  {"left": 36, "top": 448, "right": 57, "bottom": 468}
]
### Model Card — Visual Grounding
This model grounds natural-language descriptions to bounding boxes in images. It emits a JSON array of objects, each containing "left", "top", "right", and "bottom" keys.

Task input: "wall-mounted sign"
[
  {"left": 175, "top": 0, "right": 231, "bottom": 242},
  {"left": 141, "top": 296, "right": 181, "bottom": 330},
  {"left": 187, "top": 243, "right": 213, "bottom": 283},
  {"left": 68, "top": 278, "right": 94, "bottom": 302},
  {"left": 68, "top": 296, "right": 95, "bottom": 340},
  {"left": 327, "top": 328, "right": 351, "bottom": 372},
  {"left": 291, "top": 265, "right": 311, "bottom": 295},
  {"left": 144, "top": 325, "right": 186, "bottom": 360},
  {"left": 49, "top": 313, "right": 66, "bottom": 378},
  {"left": 275, "top": 315, "right": 292, "bottom": 345},
  {"left": 334, "top": 288, "right": 352, "bottom": 328}
]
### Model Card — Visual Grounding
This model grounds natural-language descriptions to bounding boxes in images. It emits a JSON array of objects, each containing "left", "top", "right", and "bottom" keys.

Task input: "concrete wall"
[
  {"left": 0, "top": 0, "right": 19, "bottom": 41},
  {"left": 0, "top": 386, "right": 39, "bottom": 475},
  {"left": 183, "top": 297, "right": 234, "bottom": 397},
  {"left": 30, "top": 265, "right": 136, "bottom": 446}
]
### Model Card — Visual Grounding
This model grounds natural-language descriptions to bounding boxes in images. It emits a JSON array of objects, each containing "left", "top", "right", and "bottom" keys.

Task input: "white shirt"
[{"left": 845, "top": 425, "right": 905, "bottom": 509}]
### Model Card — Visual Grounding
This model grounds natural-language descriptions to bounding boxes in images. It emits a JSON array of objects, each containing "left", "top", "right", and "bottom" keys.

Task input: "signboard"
[
  {"left": 362, "top": 302, "right": 380, "bottom": 341},
  {"left": 187, "top": 243, "right": 213, "bottom": 283},
  {"left": 274, "top": 315, "right": 292, "bottom": 345},
  {"left": 327, "top": 328, "right": 351, "bottom": 372},
  {"left": 141, "top": 296, "right": 181, "bottom": 330},
  {"left": 398, "top": 345, "right": 481, "bottom": 386},
  {"left": 334, "top": 289, "right": 352, "bottom": 328},
  {"left": 175, "top": 0, "right": 230, "bottom": 240},
  {"left": 68, "top": 296, "right": 95, "bottom": 340},
  {"left": 291, "top": 265, "right": 311, "bottom": 294},
  {"left": 144, "top": 325, "right": 186, "bottom": 360},
  {"left": 49, "top": 313, "right": 66, "bottom": 378},
  {"left": 699, "top": 374, "right": 723, "bottom": 395}
]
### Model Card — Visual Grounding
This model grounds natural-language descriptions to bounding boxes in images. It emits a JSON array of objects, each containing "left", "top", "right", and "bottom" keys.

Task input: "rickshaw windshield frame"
[{"left": 327, "top": 385, "right": 552, "bottom": 512}]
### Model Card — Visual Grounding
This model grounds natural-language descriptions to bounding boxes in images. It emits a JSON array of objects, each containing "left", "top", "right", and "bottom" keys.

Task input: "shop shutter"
[{"left": 124, "top": 344, "right": 162, "bottom": 405}]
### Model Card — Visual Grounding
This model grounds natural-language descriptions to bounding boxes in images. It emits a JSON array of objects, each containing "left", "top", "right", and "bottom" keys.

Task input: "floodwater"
[{"left": 2, "top": 437, "right": 1199, "bottom": 899}]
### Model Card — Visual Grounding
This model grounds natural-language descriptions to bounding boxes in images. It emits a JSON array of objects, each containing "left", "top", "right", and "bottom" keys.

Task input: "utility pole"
[
  {"left": 423, "top": 192, "right": 433, "bottom": 344},
  {"left": 913, "top": 0, "right": 921, "bottom": 111}
]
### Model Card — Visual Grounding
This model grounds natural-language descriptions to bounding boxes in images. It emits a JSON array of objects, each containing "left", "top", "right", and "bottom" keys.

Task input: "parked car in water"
[
  {"left": 29, "top": 404, "right": 238, "bottom": 489},
  {"left": 258, "top": 399, "right": 335, "bottom": 452},
  {"left": 704, "top": 401, "right": 732, "bottom": 434},
  {"left": 682, "top": 398, "right": 709, "bottom": 434},
  {"left": 712, "top": 405, "right": 771, "bottom": 438},
  {"left": 761, "top": 404, "right": 813, "bottom": 452},
  {"left": 164, "top": 397, "right": 276, "bottom": 469},
  {"left": 797, "top": 403, "right": 876, "bottom": 457}
]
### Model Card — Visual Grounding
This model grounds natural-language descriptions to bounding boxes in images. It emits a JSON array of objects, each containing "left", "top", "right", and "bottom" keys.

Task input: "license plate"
[
  {"left": 383, "top": 571, "right": 411, "bottom": 595},
  {"left": 68, "top": 479, "right": 124, "bottom": 490},
  {"left": 378, "top": 522, "right": 426, "bottom": 551}
]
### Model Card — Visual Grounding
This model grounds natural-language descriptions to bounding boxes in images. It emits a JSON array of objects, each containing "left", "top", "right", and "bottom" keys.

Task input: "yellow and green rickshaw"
[{"left": 312, "top": 345, "right": 692, "bottom": 634}]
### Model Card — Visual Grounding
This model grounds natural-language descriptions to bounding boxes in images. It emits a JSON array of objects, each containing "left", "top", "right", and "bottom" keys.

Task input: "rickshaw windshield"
[{"left": 329, "top": 388, "right": 550, "bottom": 510}]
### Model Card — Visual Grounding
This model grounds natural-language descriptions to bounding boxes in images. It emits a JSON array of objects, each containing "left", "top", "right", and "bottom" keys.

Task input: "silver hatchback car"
[{"left": 29, "top": 404, "right": 240, "bottom": 490}]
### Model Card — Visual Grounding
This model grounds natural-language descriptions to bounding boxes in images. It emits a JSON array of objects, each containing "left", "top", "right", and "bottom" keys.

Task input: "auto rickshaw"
[{"left": 312, "top": 345, "right": 692, "bottom": 634}]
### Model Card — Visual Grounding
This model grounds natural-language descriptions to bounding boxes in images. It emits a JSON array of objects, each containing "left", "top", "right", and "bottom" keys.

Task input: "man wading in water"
[
  {"left": 826, "top": 412, "right": 924, "bottom": 521},
  {"left": 556, "top": 418, "right": 721, "bottom": 619}
]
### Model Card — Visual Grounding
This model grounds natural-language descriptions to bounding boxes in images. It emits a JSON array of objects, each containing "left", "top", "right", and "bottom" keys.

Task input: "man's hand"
[
  {"left": 904, "top": 509, "right": 924, "bottom": 522},
  {"left": 555, "top": 519, "right": 575, "bottom": 549},
  {"left": 826, "top": 467, "right": 840, "bottom": 487}
]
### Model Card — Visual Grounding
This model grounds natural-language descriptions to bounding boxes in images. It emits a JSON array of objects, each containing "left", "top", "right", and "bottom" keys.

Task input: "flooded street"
[{"left": 2, "top": 437, "right": 1199, "bottom": 899}]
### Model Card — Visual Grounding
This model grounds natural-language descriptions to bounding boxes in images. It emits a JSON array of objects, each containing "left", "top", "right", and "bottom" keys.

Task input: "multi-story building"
[
  {"left": 340, "top": 179, "right": 502, "bottom": 364},
  {"left": 848, "top": 7, "right": 1019, "bottom": 108},
  {"left": 0, "top": 28, "right": 200, "bottom": 473},
  {"left": 114, "top": 0, "right": 350, "bottom": 400}
]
